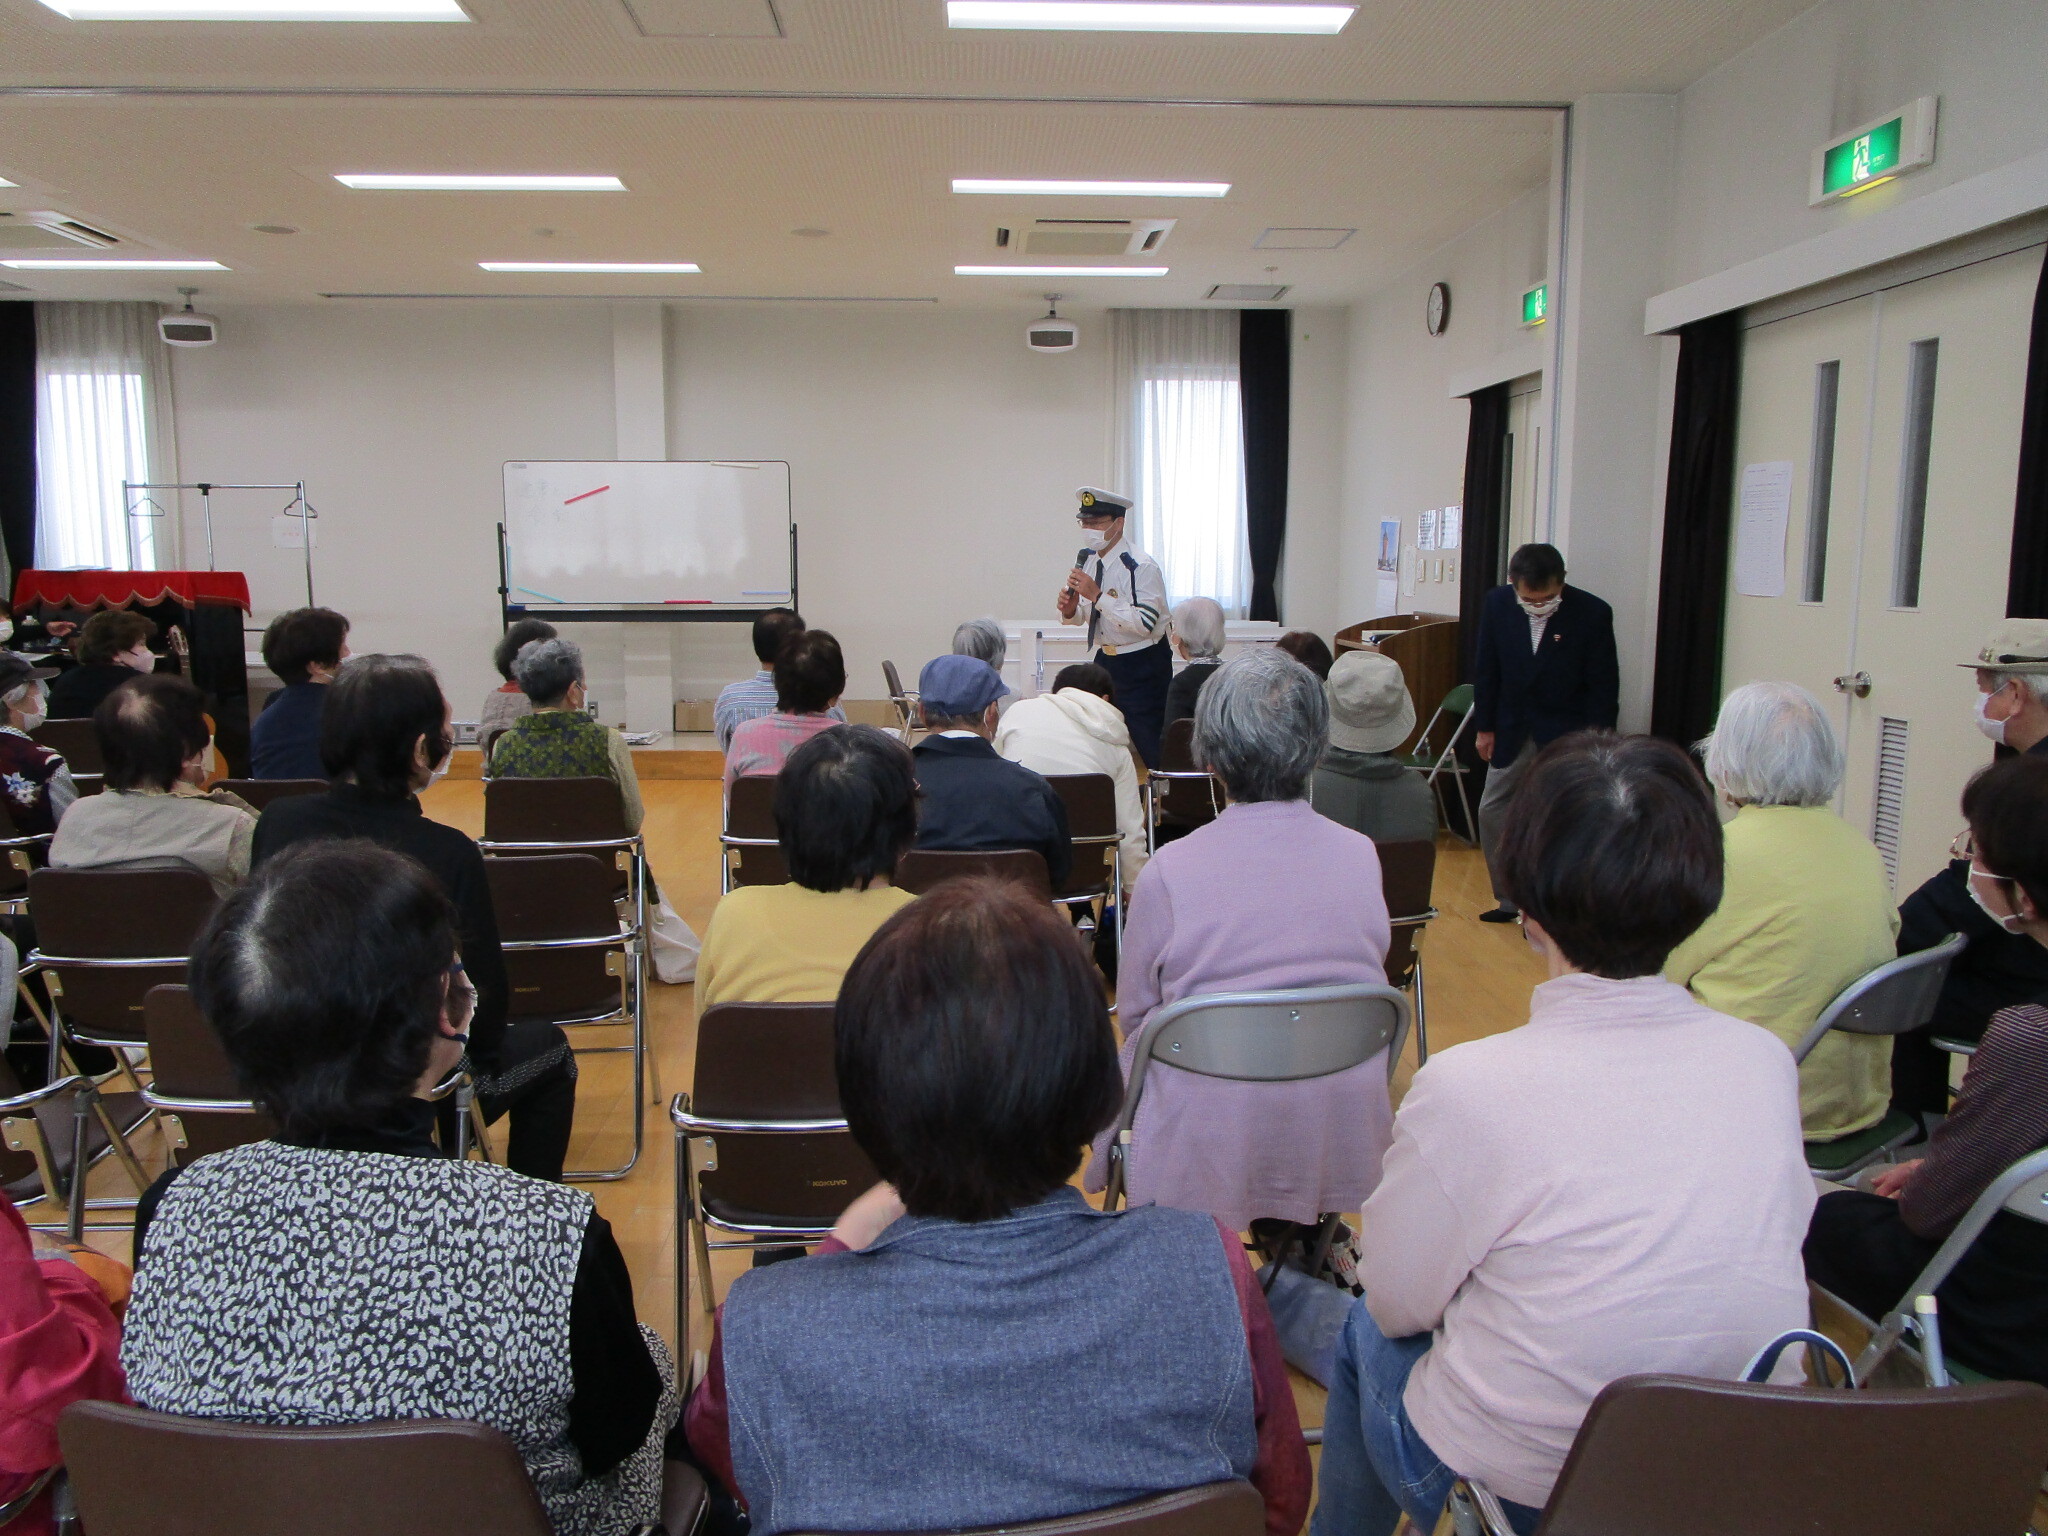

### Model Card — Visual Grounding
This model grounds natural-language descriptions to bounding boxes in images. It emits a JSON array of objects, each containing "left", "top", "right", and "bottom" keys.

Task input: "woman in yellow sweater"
[
  {"left": 1666, "top": 681, "right": 1899, "bottom": 1143},
  {"left": 696, "top": 724, "right": 919, "bottom": 1006}
]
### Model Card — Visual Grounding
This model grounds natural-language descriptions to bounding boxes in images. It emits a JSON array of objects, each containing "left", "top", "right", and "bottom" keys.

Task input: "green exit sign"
[
  {"left": 1810, "top": 97, "right": 1938, "bottom": 205},
  {"left": 1521, "top": 282, "right": 1548, "bottom": 327}
]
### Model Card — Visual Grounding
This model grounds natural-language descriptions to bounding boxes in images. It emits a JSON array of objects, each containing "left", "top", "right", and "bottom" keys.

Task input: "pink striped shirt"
[{"left": 723, "top": 712, "right": 841, "bottom": 794}]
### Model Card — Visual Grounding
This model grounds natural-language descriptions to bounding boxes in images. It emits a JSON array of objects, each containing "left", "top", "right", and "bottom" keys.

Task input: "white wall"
[{"left": 1280, "top": 307, "right": 1347, "bottom": 641}]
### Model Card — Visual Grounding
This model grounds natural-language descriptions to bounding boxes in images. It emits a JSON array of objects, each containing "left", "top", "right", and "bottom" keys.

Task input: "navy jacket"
[
  {"left": 249, "top": 681, "right": 329, "bottom": 780},
  {"left": 911, "top": 734, "right": 1072, "bottom": 888},
  {"left": 1470, "top": 583, "right": 1620, "bottom": 764}
]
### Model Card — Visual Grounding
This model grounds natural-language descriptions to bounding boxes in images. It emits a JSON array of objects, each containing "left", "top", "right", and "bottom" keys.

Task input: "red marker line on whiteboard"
[{"left": 564, "top": 484, "right": 610, "bottom": 505}]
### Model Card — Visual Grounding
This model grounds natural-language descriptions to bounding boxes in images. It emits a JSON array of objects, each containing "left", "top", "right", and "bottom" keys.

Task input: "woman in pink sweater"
[{"left": 1312, "top": 733, "right": 1814, "bottom": 1536}]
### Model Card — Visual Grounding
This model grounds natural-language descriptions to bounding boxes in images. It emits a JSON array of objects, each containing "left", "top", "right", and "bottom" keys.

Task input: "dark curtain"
[
  {"left": 0, "top": 304, "right": 33, "bottom": 591},
  {"left": 1239, "top": 309, "right": 1291, "bottom": 622},
  {"left": 1456, "top": 382, "right": 1511, "bottom": 683},
  {"left": 1649, "top": 310, "right": 1744, "bottom": 749},
  {"left": 2007, "top": 248, "right": 2048, "bottom": 617}
]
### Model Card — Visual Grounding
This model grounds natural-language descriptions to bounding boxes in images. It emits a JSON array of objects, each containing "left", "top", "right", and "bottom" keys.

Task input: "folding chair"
[
  {"left": 30, "top": 720, "right": 103, "bottom": 797},
  {"left": 1793, "top": 932, "right": 1967, "bottom": 1180},
  {"left": 139, "top": 984, "right": 275, "bottom": 1166},
  {"left": 1145, "top": 718, "right": 1220, "bottom": 852},
  {"left": 881, "top": 660, "right": 920, "bottom": 743},
  {"left": 0, "top": 1060, "right": 137, "bottom": 1240},
  {"left": 1102, "top": 982, "right": 1411, "bottom": 1210},
  {"left": 60, "top": 1401, "right": 711, "bottom": 1536},
  {"left": 486, "top": 852, "right": 645, "bottom": 1179},
  {"left": 896, "top": 848, "right": 1053, "bottom": 899},
  {"left": 671, "top": 1002, "right": 880, "bottom": 1330},
  {"left": 1400, "top": 684, "right": 1476, "bottom": 845},
  {"left": 720, "top": 774, "right": 788, "bottom": 893},
  {"left": 787, "top": 1481, "right": 1263, "bottom": 1536},
  {"left": 1045, "top": 773, "right": 1123, "bottom": 955},
  {"left": 1376, "top": 838, "right": 1439, "bottom": 1067},
  {"left": 209, "top": 778, "right": 326, "bottom": 812},
  {"left": 1436, "top": 1370, "right": 2048, "bottom": 1536}
]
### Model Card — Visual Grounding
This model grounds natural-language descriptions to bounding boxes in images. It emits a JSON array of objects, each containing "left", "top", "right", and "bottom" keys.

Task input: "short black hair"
[
  {"left": 774, "top": 628, "right": 845, "bottom": 714},
  {"left": 1274, "top": 631, "right": 1334, "bottom": 681},
  {"left": 76, "top": 609, "right": 153, "bottom": 665},
  {"left": 320, "top": 654, "right": 450, "bottom": 800},
  {"left": 1498, "top": 731, "right": 1722, "bottom": 978},
  {"left": 776, "top": 725, "right": 919, "bottom": 893},
  {"left": 1052, "top": 663, "right": 1116, "bottom": 703},
  {"left": 261, "top": 607, "right": 350, "bottom": 686},
  {"left": 752, "top": 607, "right": 806, "bottom": 666},
  {"left": 97, "top": 673, "right": 210, "bottom": 792},
  {"left": 836, "top": 878, "right": 1122, "bottom": 1223},
  {"left": 1964, "top": 755, "right": 2048, "bottom": 915},
  {"left": 493, "top": 618, "right": 558, "bottom": 682},
  {"left": 191, "top": 840, "right": 456, "bottom": 1140},
  {"left": 1507, "top": 543, "right": 1567, "bottom": 589}
]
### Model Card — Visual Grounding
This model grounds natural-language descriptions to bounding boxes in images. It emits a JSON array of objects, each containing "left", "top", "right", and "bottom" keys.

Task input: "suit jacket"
[
  {"left": 911, "top": 734, "right": 1072, "bottom": 888},
  {"left": 1470, "top": 583, "right": 1619, "bottom": 763}
]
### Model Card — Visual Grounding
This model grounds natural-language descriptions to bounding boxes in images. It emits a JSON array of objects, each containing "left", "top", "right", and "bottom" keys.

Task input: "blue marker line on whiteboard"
[{"left": 516, "top": 586, "right": 567, "bottom": 603}]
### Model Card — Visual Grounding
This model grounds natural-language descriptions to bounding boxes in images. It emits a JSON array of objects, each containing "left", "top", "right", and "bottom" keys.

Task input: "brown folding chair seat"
[
  {"left": 60, "top": 1401, "right": 710, "bottom": 1536},
  {"left": 790, "top": 1480, "right": 1263, "bottom": 1536},
  {"left": 1375, "top": 838, "right": 1438, "bottom": 1067},
  {"left": 140, "top": 984, "right": 275, "bottom": 1165},
  {"left": 721, "top": 773, "right": 788, "bottom": 891},
  {"left": 896, "top": 848, "right": 1052, "bottom": 899},
  {"left": 1442, "top": 1371, "right": 2048, "bottom": 1536},
  {"left": 671, "top": 1002, "right": 880, "bottom": 1329},
  {"left": 210, "top": 778, "right": 326, "bottom": 812},
  {"left": 30, "top": 719, "right": 103, "bottom": 796},
  {"left": 1146, "top": 718, "right": 1219, "bottom": 847},
  {"left": 486, "top": 853, "right": 645, "bottom": 1180}
]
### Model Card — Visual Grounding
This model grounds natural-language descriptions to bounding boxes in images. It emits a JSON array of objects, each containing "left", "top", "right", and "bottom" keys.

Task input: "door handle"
[{"left": 1832, "top": 671, "right": 1873, "bottom": 698}]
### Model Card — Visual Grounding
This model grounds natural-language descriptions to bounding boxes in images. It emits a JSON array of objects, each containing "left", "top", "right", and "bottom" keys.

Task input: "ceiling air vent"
[
  {"left": 21, "top": 212, "right": 121, "bottom": 249},
  {"left": 1207, "top": 284, "right": 1290, "bottom": 302},
  {"left": 1005, "top": 219, "right": 1175, "bottom": 257}
]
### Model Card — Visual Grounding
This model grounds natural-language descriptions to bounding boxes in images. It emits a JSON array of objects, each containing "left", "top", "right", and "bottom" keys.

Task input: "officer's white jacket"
[{"left": 1074, "top": 536, "right": 1168, "bottom": 652}]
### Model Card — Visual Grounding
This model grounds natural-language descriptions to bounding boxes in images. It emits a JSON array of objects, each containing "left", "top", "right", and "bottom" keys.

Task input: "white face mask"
[
  {"left": 1079, "top": 528, "right": 1109, "bottom": 553},
  {"left": 17, "top": 705, "right": 44, "bottom": 732},
  {"left": 1518, "top": 594, "right": 1563, "bottom": 620},
  {"left": 1967, "top": 866, "right": 2029, "bottom": 935},
  {"left": 1976, "top": 688, "right": 2011, "bottom": 744},
  {"left": 0, "top": 620, "right": 15, "bottom": 643},
  {"left": 426, "top": 752, "right": 453, "bottom": 787}
]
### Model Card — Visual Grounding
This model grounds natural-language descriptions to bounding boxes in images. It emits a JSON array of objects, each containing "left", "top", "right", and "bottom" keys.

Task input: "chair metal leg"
[
  {"left": 693, "top": 1214, "right": 716, "bottom": 1316},
  {"left": 90, "top": 1094, "right": 151, "bottom": 1194},
  {"left": 1412, "top": 958, "right": 1429, "bottom": 1067},
  {"left": 674, "top": 1127, "right": 692, "bottom": 1347},
  {"left": 66, "top": 1084, "right": 90, "bottom": 1242},
  {"left": 454, "top": 1079, "right": 473, "bottom": 1159}
]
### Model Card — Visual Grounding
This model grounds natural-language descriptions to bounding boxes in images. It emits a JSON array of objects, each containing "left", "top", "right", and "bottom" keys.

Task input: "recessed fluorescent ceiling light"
[
  {"left": 947, "top": 3, "right": 1353, "bottom": 33},
  {"left": 36, "top": 0, "right": 465, "bottom": 16},
  {"left": 0, "top": 258, "right": 228, "bottom": 270},
  {"left": 953, "top": 178, "right": 1229, "bottom": 197},
  {"left": 337, "top": 174, "right": 625, "bottom": 191},
  {"left": 478, "top": 261, "right": 699, "bottom": 273},
  {"left": 956, "top": 265, "right": 1167, "bottom": 277}
]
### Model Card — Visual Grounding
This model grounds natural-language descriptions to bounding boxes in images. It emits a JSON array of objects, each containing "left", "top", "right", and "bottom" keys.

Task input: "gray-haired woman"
[
  {"left": 1163, "top": 597, "right": 1226, "bottom": 729},
  {"left": 1085, "top": 646, "right": 1394, "bottom": 1231},
  {"left": 1665, "top": 680, "right": 1900, "bottom": 1141}
]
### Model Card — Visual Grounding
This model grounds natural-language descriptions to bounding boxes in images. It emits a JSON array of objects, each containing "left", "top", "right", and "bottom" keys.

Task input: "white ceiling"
[{"left": 0, "top": 0, "right": 1811, "bottom": 307}]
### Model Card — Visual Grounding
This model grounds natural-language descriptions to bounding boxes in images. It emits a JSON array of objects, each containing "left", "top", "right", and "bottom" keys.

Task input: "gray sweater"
[{"left": 1310, "top": 747, "right": 1438, "bottom": 845}]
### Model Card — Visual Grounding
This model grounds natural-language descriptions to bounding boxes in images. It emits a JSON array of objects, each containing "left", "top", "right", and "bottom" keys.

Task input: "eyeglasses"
[
  {"left": 446, "top": 962, "right": 477, "bottom": 1032},
  {"left": 1951, "top": 829, "right": 1977, "bottom": 863}
]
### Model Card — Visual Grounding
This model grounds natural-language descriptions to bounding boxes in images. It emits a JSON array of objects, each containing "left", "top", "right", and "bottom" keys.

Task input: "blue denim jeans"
[{"left": 1310, "top": 1299, "right": 1542, "bottom": 1536}]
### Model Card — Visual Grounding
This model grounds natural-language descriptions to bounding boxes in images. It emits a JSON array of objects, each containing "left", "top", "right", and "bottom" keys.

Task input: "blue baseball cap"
[{"left": 918, "top": 654, "right": 1011, "bottom": 718}]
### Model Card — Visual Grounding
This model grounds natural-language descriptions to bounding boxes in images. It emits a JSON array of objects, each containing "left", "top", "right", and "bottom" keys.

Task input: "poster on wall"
[
  {"left": 1418, "top": 509, "right": 1439, "bottom": 551},
  {"left": 1733, "top": 461, "right": 1794, "bottom": 598},
  {"left": 1399, "top": 544, "right": 1418, "bottom": 598},
  {"left": 1377, "top": 519, "right": 1400, "bottom": 573},
  {"left": 1440, "top": 505, "right": 1462, "bottom": 550}
]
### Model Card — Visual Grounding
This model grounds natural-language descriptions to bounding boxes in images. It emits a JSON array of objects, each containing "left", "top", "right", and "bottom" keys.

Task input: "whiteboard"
[{"left": 502, "top": 460, "right": 792, "bottom": 610}]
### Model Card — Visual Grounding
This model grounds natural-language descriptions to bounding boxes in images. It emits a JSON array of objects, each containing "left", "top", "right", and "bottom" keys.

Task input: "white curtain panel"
[
  {"left": 1109, "top": 308, "right": 1249, "bottom": 614},
  {"left": 34, "top": 301, "right": 180, "bottom": 571}
]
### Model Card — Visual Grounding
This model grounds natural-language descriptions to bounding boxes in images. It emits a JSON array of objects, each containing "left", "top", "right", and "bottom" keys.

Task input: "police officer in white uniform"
[{"left": 1056, "top": 487, "right": 1172, "bottom": 767}]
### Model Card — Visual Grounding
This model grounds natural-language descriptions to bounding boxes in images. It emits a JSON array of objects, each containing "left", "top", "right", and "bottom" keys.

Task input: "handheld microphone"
[{"left": 1075, "top": 546, "right": 1092, "bottom": 568}]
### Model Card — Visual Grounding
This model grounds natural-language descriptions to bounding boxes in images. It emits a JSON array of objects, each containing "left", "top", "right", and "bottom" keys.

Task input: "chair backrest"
[
  {"left": 1438, "top": 682, "right": 1474, "bottom": 716},
  {"left": 897, "top": 848, "right": 1052, "bottom": 899},
  {"left": 143, "top": 984, "right": 277, "bottom": 1161},
  {"left": 59, "top": 1401, "right": 556, "bottom": 1536},
  {"left": 1794, "top": 931, "right": 1968, "bottom": 1063},
  {"left": 31, "top": 718, "right": 103, "bottom": 776},
  {"left": 1045, "top": 773, "right": 1119, "bottom": 895},
  {"left": 212, "top": 777, "right": 327, "bottom": 812},
  {"left": 1129, "top": 982, "right": 1410, "bottom": 1086},
  {"left": 882, "top": 659, "right": 907, "bottom": 702},
  {"left": 794, "top": 1481, "right": 1264, "bottom": 1536},
  {"left": 0, "top": 799, "right": 33, "bottom": 896},
  {"left": 1535, "top": 1372, "right": 2048, "bottom": 1536},
  {"left": 1154, "top": 718, "right": 1220, "bottom": 828},
  {"left": 486, "top": 854, "right": 626, "bottom": 1019},
  {"left": 1159, "top": 716, "right": 1198, "bottom": 771},
  {"left": 722, "top": 774, "right": 789, "bottom": 886},
  {"left": 482, "top": 776, "right": 629, "bottom": 845},
  {"left": 1376, "top": 837, "right": 1436, "bottom": 920},
  {"left": 30, "top": 867, "right": 221, "bottom": 1045}
]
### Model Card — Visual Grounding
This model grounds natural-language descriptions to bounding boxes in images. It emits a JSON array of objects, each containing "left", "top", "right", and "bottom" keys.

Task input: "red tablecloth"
[{"left": 13, "top": 570, "right": 251, "bottom": 613}]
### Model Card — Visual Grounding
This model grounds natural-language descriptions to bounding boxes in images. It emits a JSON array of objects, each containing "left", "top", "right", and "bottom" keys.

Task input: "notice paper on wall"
[
  {"left": 1733, "top": 461, "right": 1795, "bottom": 598},
  {"left": 1440, "top": 505, "right": 1461, "bottom": 550},
  {"left": 1399, "top": 544, "right": 1418, "bottom": 598},
  {"left": 1418, "top": 509, "right": 1439, "bottom": 551}
]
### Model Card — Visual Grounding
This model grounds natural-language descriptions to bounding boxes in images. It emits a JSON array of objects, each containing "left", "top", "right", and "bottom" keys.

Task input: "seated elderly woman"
[
  {"left": 951, "top": 616, "right": 1006, "bottom": 670},
  {"left": 1805, "top": 754, "right": 2048, "bottom": 1386},
  {"left": 1163, "top": 597, "right": 1226, "bottom": 729},
  {"left": 123, "top": 840, "right": 679, "bottom": 1535},
  {"left": 51, "top": 673, "right": 256, "bottom": 895},
  {"left": 1312, "top": 651, "right": 1437, "bottom": 845},
  {"left": 478, "top": 616, "right": 556, "bottom": 747},
  {"left": 1664, "top": 681, "right": 1898, "bottom": 1143},
  {"left": 995, "top": 663, "right": 1147, "bottom": 890},
  {"left": 682, "top": 878, "right": 1310, "bottom": 1536},
  {"left": 0, "top": 652, "right": 76, "bottom": 839},
  {"left": 249, "top": 606, "right": 350, "bottom": 780},
  {"left": 697, "top": 724, "right": 918, "bottom": 1007},
  {"left": 1315, "top": 733, "right": 1814, "bottom": 1536},
  {"left": 724, "top": 629, "right": 847, "bottom": 792},
  {"left": 1084, "top": 646, "right": 1392, "bottom": 1233},
  {"left": 1274, "top": 630, "right": 1334, "bottom": 681}
]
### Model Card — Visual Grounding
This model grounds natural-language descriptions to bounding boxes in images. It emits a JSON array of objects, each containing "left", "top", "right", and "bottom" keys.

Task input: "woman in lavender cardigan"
[{"left": 1087, "top": 646, "right": 1393, "bottom": 1232}]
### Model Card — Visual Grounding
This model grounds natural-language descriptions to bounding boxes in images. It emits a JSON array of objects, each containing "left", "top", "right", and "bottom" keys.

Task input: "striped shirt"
[
  {"left": 713, "top": 672, "right": 844, "bottom": 752},
  {"left": 1899, "top": 1002, "right": 2048, "bottom": 1238},
  {"left": 723, "top": 712, "right": 841, "bottom": 795}
]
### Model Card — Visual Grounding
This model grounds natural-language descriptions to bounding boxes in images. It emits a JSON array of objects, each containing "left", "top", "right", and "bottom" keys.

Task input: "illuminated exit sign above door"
[
  {"left": 1521, "top": 283, "right": 1548, "bottom": 327},
  {"left": 1810, "top": 97, "right": 1938, "bottom": 205}
]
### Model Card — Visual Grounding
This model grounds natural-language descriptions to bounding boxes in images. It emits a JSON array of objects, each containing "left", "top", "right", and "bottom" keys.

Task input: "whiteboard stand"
[{"left": 125, "top": 480, "right": 318, "bottom": 607}]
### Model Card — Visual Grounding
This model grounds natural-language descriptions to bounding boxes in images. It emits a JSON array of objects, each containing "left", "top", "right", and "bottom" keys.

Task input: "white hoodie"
[{"left": 994, "top": 687, "right": 1148, "bottom": 889}]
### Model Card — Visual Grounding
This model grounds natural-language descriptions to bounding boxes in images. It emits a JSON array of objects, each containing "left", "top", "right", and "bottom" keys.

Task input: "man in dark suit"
[
  {"left": 910, "top": 654, "right": 1071, "bottom": 889},
  {"left": 1471, "top": 543, "right": 1620, "bottom": 920}
]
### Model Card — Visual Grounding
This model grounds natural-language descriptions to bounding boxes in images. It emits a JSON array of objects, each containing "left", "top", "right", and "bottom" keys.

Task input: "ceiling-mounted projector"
[
  {"left": 160, "top": 290, "right": 218, "bottom": 348},
  {"left": 1027, "top": 296, "right": 1077, "bottom": 354}
]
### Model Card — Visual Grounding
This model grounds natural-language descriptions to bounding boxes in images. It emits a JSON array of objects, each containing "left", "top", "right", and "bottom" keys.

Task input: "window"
[
  {"left": 34, "top": 303, "right": 176, "bottom": 571},
  {"left": 1110, "top": 309, "right": 1248, "bottom": 610}
]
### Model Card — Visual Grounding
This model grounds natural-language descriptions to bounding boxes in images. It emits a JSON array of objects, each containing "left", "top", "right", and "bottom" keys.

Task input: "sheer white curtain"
[
  {"left": 35, "top": 302, "right": 179, "bottom": 570},
  {"left": 1109, "top": 308, "right": 1248, "bottom": 612}
]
